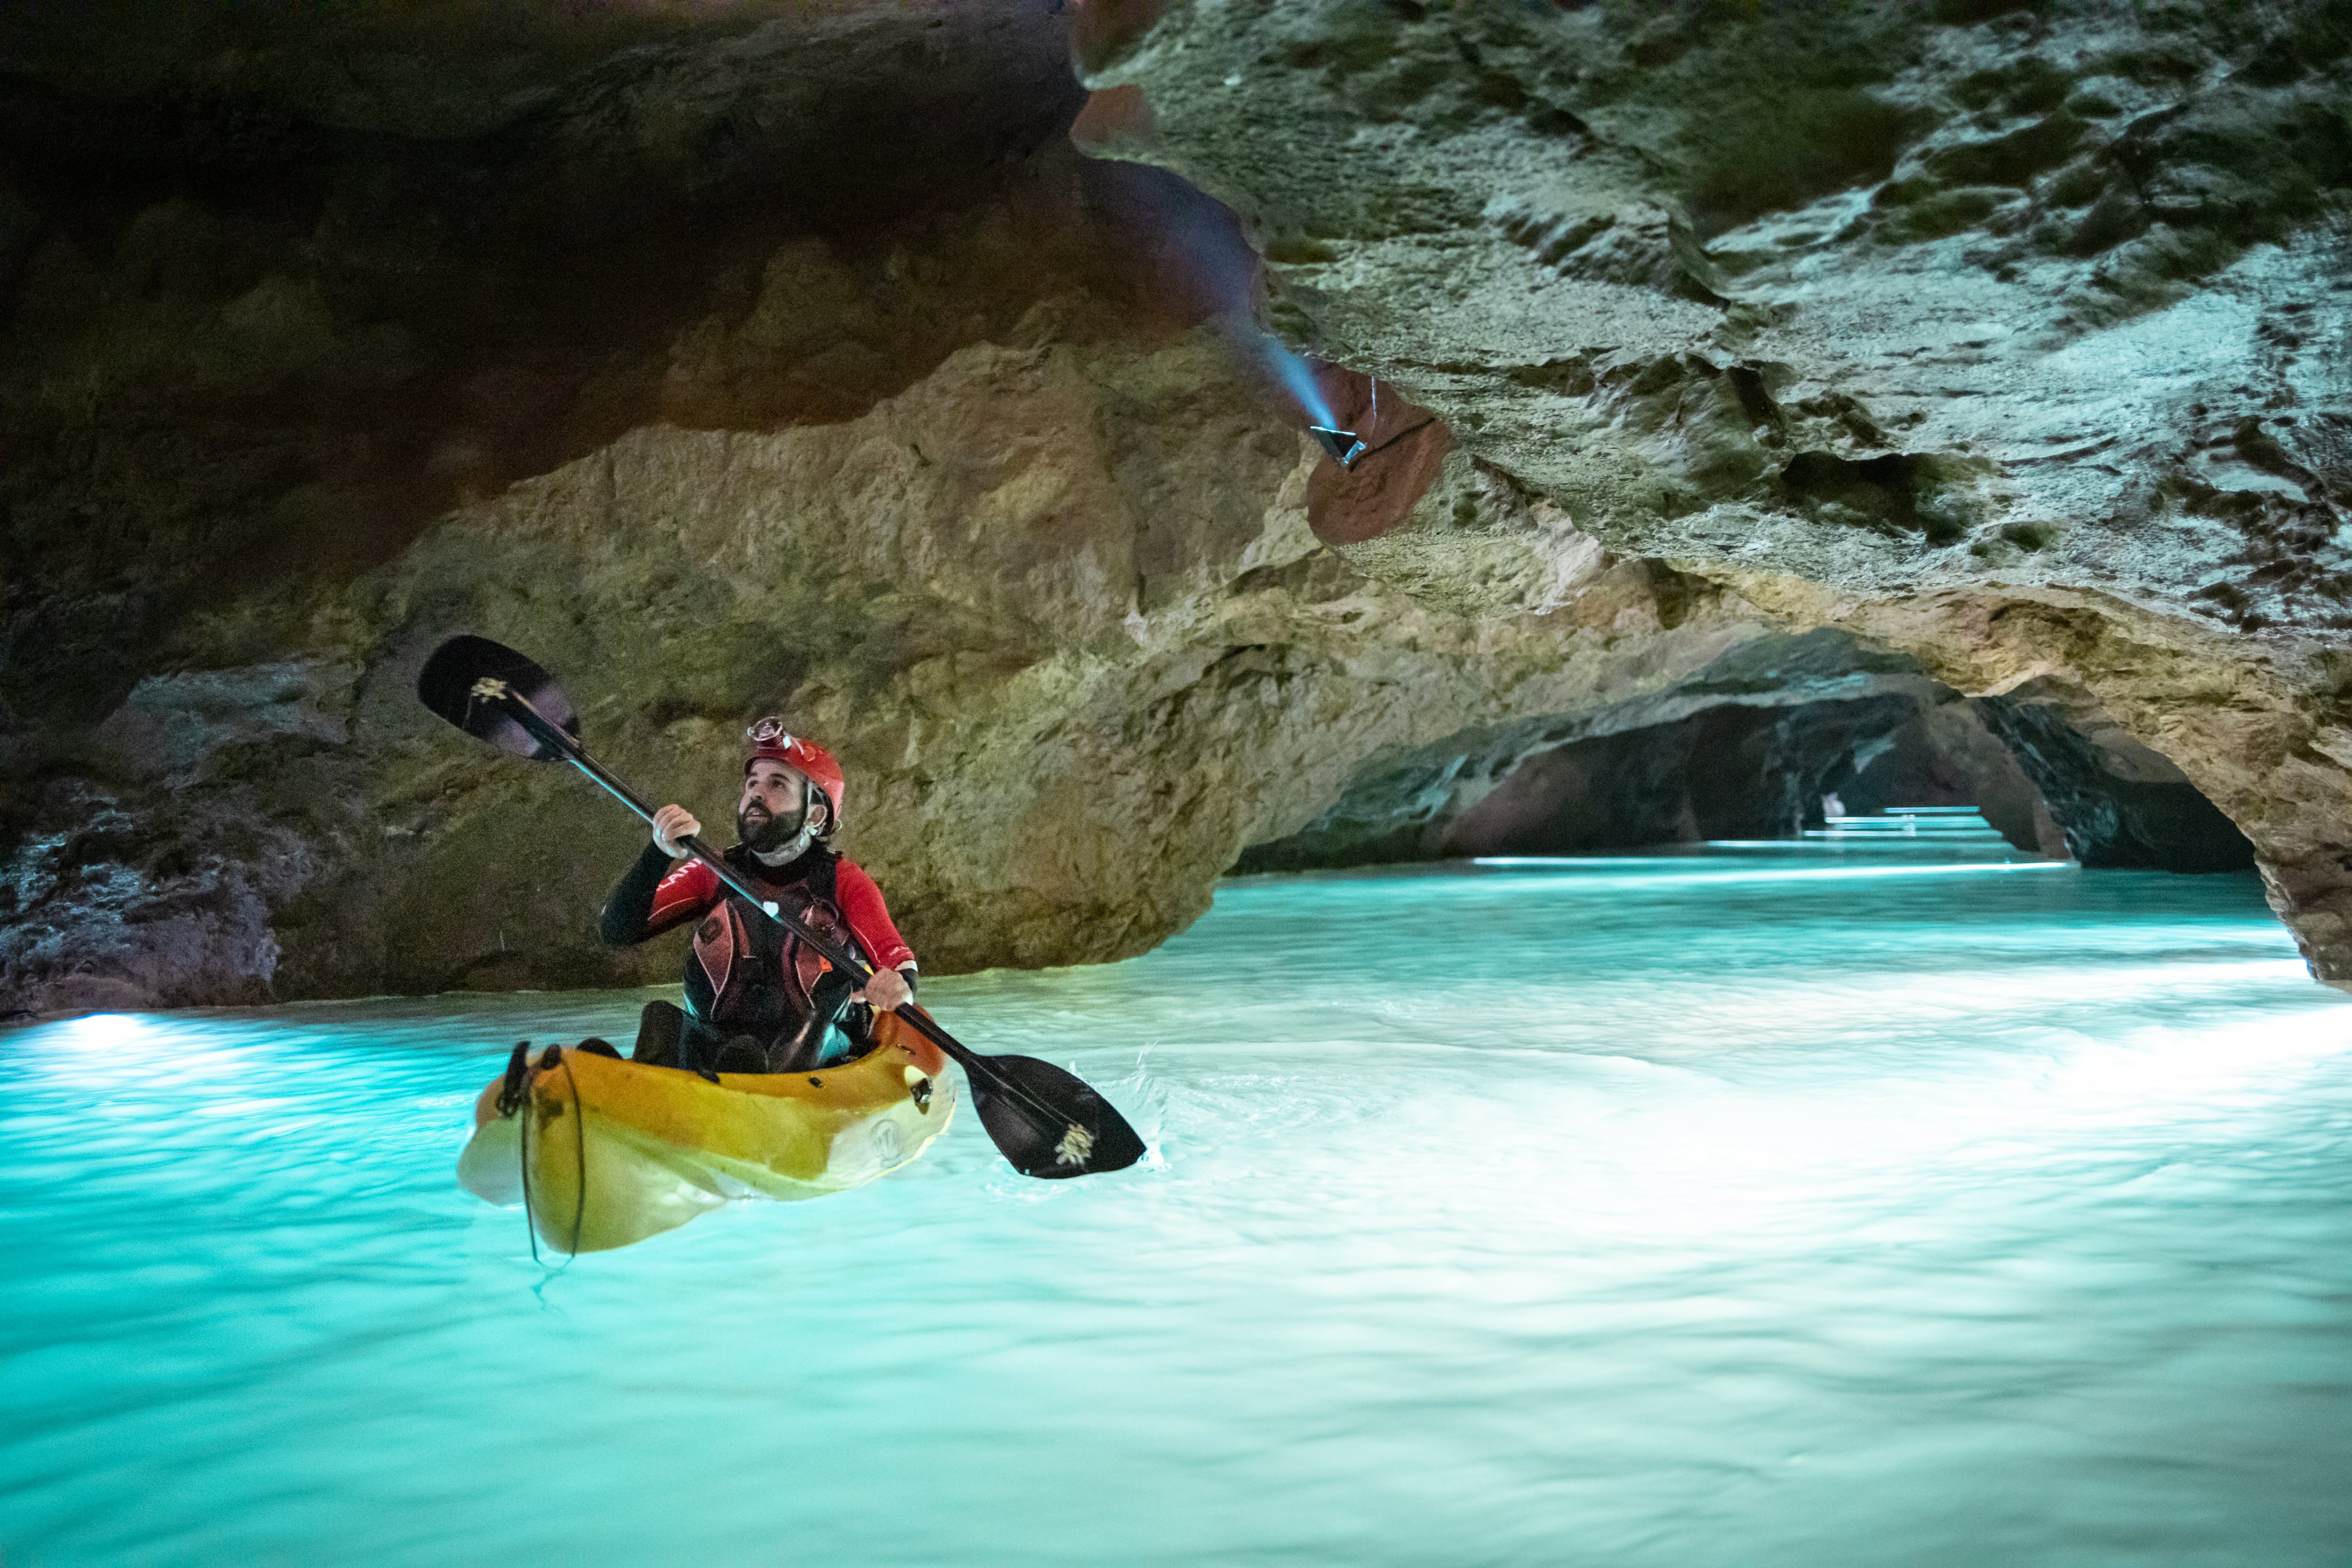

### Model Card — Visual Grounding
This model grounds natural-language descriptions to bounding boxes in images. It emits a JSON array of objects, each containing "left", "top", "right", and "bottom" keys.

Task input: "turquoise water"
[{"left": 6, "top": 852, "right": 2351, "bottom": 1565}]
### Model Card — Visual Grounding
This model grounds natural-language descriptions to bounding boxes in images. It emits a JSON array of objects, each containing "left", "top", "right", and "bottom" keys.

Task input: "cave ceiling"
[
  {"left": 1072, "top": 0, "right": 2352, "bottom": 978},
  {"left": 3, "top": 0, "right": 2350, "bottom": 1009}
]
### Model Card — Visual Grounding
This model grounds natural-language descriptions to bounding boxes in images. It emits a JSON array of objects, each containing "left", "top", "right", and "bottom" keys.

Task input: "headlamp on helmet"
[{"left": 743, "top": 717, "right": 847, "bottom": 837}]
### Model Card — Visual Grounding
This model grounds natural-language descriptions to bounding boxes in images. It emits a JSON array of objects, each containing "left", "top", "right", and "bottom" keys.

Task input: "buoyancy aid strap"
[
  {"left": 787, "top": 897, "right": 863, "bottom": 1002},
  {"left": 687, "top": 854, "right": 878, "bottom": 1055},
  {"left": 693, "top": 901, "right": 753, "bottom": 1002}
]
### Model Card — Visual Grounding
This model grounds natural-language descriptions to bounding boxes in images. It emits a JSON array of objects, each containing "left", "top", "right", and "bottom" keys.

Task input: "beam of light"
[
  {"left": 1715, "top": 840, "right": 2014, "bottom": 851},
  {"left": 1221, "top": 317, "right": 1337, "bottom": 427},
  {"left": 29, "top": 1013, "right": 276, "bottom": 1099},
  {"left": 1470, "top": 857, "right": 2070, "bottom": 881},
  {"left": 1111, "top": 161, "right": 1342, "bottom": 429},
  {"left": 61, "top": 1012, "right": 151, "bottom": 1047},
  {"left": 1505, "top": 1001, "right": 2352, "bottom": 1249}
]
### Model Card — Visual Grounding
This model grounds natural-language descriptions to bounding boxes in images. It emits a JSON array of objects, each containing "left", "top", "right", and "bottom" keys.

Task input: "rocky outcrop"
[
  {"left": 1859, "top": 697, "right": 2072, "bottom": 860},
  {"left": 0, "top": 2, "right": 2322, "bottom": 1011},
  {"left": 1074, "top": 0, "right": 2352, "bottom": 978},
  {"left": 1, "top": 311, "right": 1811, "bottom": 1010},
  {"left": 1, "top": 26, "right": 1826, "bottom": 1016},
  {"left": 1238, "top": 627, "right": 1930, "bottom": 867},
  {"left": 0, "top": 2, "right": 1118, "bottom": 740},
  {"left": 0, "top": 3, "right": 1382, "bottom": 1009}
]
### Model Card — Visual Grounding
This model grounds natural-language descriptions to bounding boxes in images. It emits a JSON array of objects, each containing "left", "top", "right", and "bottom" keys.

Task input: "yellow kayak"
[{"left": 456, "top": 1011, "right": 957, "bottom": 1253}]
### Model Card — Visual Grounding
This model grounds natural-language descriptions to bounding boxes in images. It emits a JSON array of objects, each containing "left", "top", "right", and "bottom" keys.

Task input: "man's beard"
[{"left": 737, "top": 803, "right": 805, "bottom": 857}]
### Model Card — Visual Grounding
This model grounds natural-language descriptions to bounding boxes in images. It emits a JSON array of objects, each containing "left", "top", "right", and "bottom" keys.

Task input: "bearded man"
[{"left": 598, "top": 718, "right": 917, "bottom": 1077}]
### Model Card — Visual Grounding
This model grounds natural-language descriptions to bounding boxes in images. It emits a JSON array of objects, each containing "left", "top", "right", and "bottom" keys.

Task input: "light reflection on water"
[{"left": 5, "top": 853, "right": 2351, "bottom": 1565}]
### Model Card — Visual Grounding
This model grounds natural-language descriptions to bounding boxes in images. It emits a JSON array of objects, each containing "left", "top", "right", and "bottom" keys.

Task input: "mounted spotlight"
[{"left": 1308, "top": 425, "right": 1366, "bottom": 468}]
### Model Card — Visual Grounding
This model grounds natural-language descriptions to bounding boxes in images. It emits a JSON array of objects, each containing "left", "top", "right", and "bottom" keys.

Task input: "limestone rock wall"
[
  {"left": 1074, "top": 0, "right": 2352, "bottom": 978},
  {"left": 1236, "top": 627, "right": 1939, "bottom": 867},
  {"left": 4, "top": 134, "right": 1810, "bottom": 1013},
  {"left": 2, "top": 315, "right": 1801, "bottom": 1009},
  {"left": 1976, "top": 678, "right": 2257, "bottom": 871},
  {"left": 1, "top": 1, "right": 2333, "bottom": 1011}
]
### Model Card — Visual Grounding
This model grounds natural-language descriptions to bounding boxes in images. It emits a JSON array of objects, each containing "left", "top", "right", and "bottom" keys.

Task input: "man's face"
[{"left": 739, "top": 760, "right": 810, "bottom": 840}]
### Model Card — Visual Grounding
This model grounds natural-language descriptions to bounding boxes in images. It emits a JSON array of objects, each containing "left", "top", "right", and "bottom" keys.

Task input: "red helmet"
[{"left": 744, "top": 718, "right": 846, "bottom": 830}]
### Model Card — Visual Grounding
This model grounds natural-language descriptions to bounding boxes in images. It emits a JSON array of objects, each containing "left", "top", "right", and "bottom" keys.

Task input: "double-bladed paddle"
[{"left": 416, "top": 634, "right": 1146, "bottom": 1179}]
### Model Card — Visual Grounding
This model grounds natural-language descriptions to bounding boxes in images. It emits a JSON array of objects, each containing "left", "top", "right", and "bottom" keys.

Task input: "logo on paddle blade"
[{"left": 1055, "top": 1124, "right": 1095, "bottom": 1168}]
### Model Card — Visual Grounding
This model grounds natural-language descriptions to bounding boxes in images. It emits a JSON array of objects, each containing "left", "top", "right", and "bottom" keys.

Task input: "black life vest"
[{"left": 683, "top": 851, "right": 866, "bottom": 1065}]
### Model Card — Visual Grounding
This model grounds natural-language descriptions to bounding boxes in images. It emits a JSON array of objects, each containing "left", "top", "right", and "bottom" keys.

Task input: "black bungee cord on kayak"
[
  {"left": 417, "top": 634, "right": 1146, "bottom": 1182},
  {"left": 506, "top": 1045, "right": 539, "bottom": 1268},
  {"left": 557, "top": 1050, "right": 587, "bottom": 1259},
  {"left": 506, "top": 1042, "right": 590, "bottom": 1265}
]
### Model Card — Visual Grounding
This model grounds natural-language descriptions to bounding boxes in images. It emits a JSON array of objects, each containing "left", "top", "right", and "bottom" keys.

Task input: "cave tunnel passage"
[
  {"left": 1438, "top": 696, "right": 1960, "bottom": 858},
  {"left": 1237, "top": 691, "right": 2257, "bottom": 875}
]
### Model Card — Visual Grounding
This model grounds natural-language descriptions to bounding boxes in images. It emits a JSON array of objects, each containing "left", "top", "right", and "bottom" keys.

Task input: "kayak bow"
[{"left": 457, "top": 1011, "right": 956, "bottom": 1253}]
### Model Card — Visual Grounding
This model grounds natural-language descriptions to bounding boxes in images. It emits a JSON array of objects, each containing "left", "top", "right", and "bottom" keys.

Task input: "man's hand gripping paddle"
[{"left": 417, "top": 634, "right": 1146, "bottom": 1179}]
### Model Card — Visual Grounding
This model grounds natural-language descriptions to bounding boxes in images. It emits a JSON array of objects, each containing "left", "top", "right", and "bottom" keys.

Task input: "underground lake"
[{"left": 6, "top": 845, "right": 2348, "bottom": 1566}]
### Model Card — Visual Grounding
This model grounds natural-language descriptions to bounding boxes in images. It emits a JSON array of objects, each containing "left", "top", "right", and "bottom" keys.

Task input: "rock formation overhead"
[
  {"left": 1073, "top": 0, "right": 2352, "bottom": 978},
  {"left": 0, "top": 0, "right": 1763, "bottom": 1009},
  {"left": 1, "top": 1, "right": 2340, "bottom": 1011}
]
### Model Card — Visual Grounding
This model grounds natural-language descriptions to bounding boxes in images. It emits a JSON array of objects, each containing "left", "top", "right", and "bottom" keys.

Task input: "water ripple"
[{"left": 3, "top": 858, "right": 2350, "bottom": 1564}]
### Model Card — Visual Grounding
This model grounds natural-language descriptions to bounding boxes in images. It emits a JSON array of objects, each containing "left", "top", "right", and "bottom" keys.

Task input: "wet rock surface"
[
  {"left": 0, "top": 2, "right": 2334, "bottom": 1008},
  {"left": 0, "top": 0, "right": 1809, "bottom": 1010},
  {"left": 1077, "top": 0, "right": 2352, "bottom": 977}
]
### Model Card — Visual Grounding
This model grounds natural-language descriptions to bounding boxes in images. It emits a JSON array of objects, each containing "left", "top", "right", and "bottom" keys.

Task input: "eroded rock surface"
[
  {"left": 1977, "top": 677, "right": 2256, "bottom": 870},
  {"left": 1076, "top": 0, "right": 2352, "bottom": 977},
  {"left": 1, "top": 1, "right": 2336, "bottom": 1010},
  {"left": 2, "top": 318, "right": 1801, "bottom": 1008},
  {"left": 0, "top": 0, "right": 1819, "bottom": 1011}
]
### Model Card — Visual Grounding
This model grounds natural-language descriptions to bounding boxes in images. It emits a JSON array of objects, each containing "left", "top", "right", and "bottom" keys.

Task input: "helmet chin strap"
[
  {"left": 752, "top": 818, "right": 820, "bottom": 868},
  {"left": 743, "top": 786, "right": 827, "bottom": 867}
]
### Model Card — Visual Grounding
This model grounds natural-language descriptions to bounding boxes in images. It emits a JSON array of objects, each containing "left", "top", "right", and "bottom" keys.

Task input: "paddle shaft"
[{"left": 487, "top": 686, "right": 1005, "bottom": 1086}]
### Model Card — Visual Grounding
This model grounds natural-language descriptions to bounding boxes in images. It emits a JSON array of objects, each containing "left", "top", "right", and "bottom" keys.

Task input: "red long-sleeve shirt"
[{"left": 601, "top": 841, "right": 917, "bottom": 975}]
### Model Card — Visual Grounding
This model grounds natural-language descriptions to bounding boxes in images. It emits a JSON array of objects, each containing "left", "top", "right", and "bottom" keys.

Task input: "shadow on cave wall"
[
  {"left": 1236, "top": 677, "right": 2254, "bottom": 875},
  {"left": 1976, "top": 692, "right": 2256, "bottom": 873},
  {"left": 0, "top": 1, "right": 1330, "bottom": 1012},
  {"left": 0, "top": 2, "right": 1261, "bottom": 741}
]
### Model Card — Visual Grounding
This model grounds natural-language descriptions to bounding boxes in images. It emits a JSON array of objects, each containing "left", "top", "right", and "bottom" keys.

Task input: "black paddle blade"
[
  {"left": 417, "top": 635, "right": 580, "bottom": 761},
  {"left": 965, "top": 1054, "right": 1147, "bottom": 1178}
]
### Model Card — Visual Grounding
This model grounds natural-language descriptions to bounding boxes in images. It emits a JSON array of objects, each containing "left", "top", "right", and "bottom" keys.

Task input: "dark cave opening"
[{"left": 1236, "top": 684, "right": 2254, "bottom": 875}]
